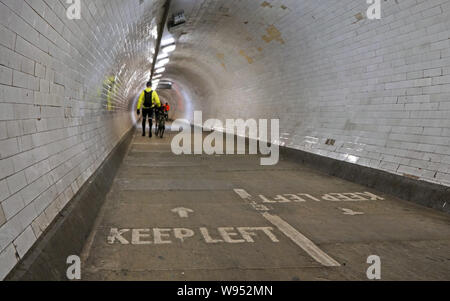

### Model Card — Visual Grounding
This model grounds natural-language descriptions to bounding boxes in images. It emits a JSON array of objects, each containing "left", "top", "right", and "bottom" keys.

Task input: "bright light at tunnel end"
[
  {"left": 170, "top": 111, "right": 280, "bottom": 166},
  {"left": 157, "top": 52, "right": 169, "bottom": 60},
  {"left": 161, "top": 37, "right": 175, "bottom": 46}
]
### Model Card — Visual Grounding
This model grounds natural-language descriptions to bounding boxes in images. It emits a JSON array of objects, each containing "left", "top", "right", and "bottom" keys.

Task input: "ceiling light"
[
  {"left": 157, "top": 52, "right": 169, "bottom": 60},
  {"left": 155, "top": 58, "right": 169, "bottom": 68},
  {"left": 162, "top": 44, "right": 176, "bottom": 53},
  {"left": 161, "top": 37, "right": 175, "bottom": 46},
  {"left": 155, "top": 68, "right": 165, "bottom": 74}
]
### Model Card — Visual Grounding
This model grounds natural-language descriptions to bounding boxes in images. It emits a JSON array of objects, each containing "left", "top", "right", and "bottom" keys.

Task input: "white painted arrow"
[
  {"left": 341, "top": 208, "right": 364, "bottom": 216},
  {"left": 171, "top": 207, "right": 194, "bottom": 218}
]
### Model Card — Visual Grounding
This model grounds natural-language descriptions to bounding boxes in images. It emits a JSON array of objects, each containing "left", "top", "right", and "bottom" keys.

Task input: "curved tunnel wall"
[
  {"left": 0, "top": 0, "right": 166, "bottom": 279},
  {"left": 164, "top": 0, "right": 450, "bottom": 187},
  {"left": 1, "top": 0, "right": 450, "bottom": 279}
]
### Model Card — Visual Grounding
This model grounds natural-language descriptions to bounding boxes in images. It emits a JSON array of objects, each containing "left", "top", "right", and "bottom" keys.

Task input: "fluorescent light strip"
[
  {"left": 162, "top": 44, "right": 176, "bottom": 53},
  {"left": 161, "top": 37, "right": 175, "bottom": 46}
]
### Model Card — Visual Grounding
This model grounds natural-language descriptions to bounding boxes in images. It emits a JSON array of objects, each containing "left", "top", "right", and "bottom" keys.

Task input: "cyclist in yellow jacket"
[{"left": 137, "top": 81, "right": 161, "bottom": 138}]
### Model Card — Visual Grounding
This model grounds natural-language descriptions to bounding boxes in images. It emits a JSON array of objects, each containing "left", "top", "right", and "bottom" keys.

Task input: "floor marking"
[
  {"left": 341, "top": 208, "right": 364, "bottom": 216},
  {"left": 172, "top": 207, "right": 194, "bottom": 218},
  {"left": 234, "top": 188, "right": 341, "bottom": 267},
  {"left": 257, "top": 191, "right": 384, "bottom": 203},
  {"left": 107, "top": 227, "right": 280, "bottom": 245},
  {"left": 234, "top": 189, "right": 252, "bottom": 199},
  {"left": 261, "top": 212, "right": 340, "bottom": 267}
]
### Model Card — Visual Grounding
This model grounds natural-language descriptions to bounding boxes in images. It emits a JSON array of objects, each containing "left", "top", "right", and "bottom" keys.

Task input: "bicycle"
[{"left": 155, "top": 109, "right": 166, "bottom": 138}]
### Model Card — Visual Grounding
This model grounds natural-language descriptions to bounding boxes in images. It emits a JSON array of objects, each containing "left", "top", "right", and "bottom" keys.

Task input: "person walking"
[
  {"left": 137, "top": 81, "right": 161, "bottom": 138},
  {"left": 163, "top": 102, "right": 170, "bottom": 120}
]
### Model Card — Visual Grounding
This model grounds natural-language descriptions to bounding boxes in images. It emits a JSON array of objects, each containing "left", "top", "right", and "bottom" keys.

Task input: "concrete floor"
[{"left": 81, "top": 128, "right": 450, "bottom": 281}]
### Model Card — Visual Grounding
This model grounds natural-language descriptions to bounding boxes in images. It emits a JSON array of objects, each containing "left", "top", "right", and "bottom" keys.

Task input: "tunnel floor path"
[{"left": 81, "top": 128, "right": 450, "bottom": 280}]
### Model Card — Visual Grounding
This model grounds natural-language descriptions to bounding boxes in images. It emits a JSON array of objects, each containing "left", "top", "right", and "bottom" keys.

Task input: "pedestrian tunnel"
[{"left": 1, "top": 0, "right": 450, "bottom": 281}]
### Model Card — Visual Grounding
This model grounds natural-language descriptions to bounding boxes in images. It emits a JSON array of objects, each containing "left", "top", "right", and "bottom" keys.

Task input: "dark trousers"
[{"left": 142, "top": 108, "right": 153, "bottom": 135}]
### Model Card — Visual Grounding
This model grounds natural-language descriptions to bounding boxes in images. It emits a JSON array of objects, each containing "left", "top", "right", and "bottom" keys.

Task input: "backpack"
[{"left": 143, "top": 90, "right": 153, "bottom": 108}]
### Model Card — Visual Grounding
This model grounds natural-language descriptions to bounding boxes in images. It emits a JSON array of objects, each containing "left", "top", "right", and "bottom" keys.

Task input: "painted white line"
[
  {"left": 234, "top": 189, "right": 252, "bottom": 199},
  {"left": 341, "top": 208, "right": 364, "bottom": 216},
  {"left": 234, "top": 188, "right": 340, "bottom": 267},
  {"left": 262, "top": 212, "right": 340, "bottom": 267},
  {"left": 171, "top": 207, "right": 194, "bottom": 218}
]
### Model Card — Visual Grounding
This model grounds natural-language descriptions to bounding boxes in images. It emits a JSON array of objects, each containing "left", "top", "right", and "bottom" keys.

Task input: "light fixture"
[
  {"left": 161, "top": 37, "right": 175, "bottom": 46},
  {"left": 157, "top": 52, "right": 169, "bottom": 60},
  {"left": 155, "top": 67, "right": 165, "bottom": 74},
  {"left": 155, "top": 58, "right": 169, "bottom": 68},
  {"left": 162, "top": 44, "right": 176, "bottom": 53},
  {"left": 153, "top": 74, "right": 162, "bottom": 79}
]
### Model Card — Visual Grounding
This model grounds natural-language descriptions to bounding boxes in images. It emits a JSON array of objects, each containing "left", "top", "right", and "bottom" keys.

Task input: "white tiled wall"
[
  {"left": 166, "top": 0, "right": 450, "bottom": 186},
  {"left": 0, "top": 0, "right": 164, "bottom": 279}
]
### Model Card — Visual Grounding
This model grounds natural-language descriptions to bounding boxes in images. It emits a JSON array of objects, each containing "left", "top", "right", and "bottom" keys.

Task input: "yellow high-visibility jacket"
[{"left": 137, "top": 88, "right": 161, "bottom": 109}]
